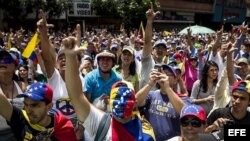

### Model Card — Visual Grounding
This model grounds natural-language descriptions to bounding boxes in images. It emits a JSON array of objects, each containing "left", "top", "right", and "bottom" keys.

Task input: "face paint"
[{"left": 110, "top": 87, "right": 135, "bottom": 119}]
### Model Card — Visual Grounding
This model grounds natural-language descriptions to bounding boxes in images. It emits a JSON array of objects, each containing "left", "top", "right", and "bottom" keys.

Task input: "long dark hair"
[
  {"left": 116, "top": 55, "right": 136, "bottom": 76},
  {"left": 17, "top": 65, "right": 28, "bottom": 82},
  {"left": 199, "top": 61, "right": 218, "bottom": 93}
]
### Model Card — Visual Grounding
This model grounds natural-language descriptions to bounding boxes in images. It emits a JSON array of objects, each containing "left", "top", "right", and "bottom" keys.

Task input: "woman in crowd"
[
  {"left": 190, "top": 60, "right": 219, "bottom": 115},
  {"left": 114, "top": 46, "right": 139, "bottom": 93},
  {"left": 17, "top": 64, "right": 29, "bottom": 91},
  {"left": 183, "top": 54, "right": 199, "bottom": 96},
  {"left": 0, "top": 50, "right": 23, "bottom": 141},
  {"left": 168, "top": 104, "right": 207, "bottom": 141}
]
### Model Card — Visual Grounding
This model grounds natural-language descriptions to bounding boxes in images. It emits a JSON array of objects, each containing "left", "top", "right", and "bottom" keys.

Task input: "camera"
[
  {"left": 225, "top": 120, "right": 235, "bottom": 126},
  {"left": 154, "top": 64, "right": 162, "bottom": 89},
  {"left": 154, "top": 64, "right": 162, "bottom": 72}
]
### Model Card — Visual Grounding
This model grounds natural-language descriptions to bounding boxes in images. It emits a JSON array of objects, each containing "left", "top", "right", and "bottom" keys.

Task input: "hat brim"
[
  {"left": 17, "top": 93, "right": 45, "bottom": 101},
  {"left": 180, "top": 113, "right": 205, "bottom": 122},
  {"left": 0, "top": 50, "right": 18, "bottom": 65},
  {"left": 122, "top": 48, "right": 134, "bottom": 55},
  {"left": 162, "top": 64, "right": 176, "bottom": 77},
  {"left": 154, "top": 43, "right": 167, "bottom": 48},
  {"left": 97, "top": 52, "right": 115, "bottom": 59}
]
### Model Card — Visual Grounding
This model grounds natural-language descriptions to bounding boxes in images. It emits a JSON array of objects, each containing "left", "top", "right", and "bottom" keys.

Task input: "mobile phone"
[
  {"left": 226, "top": 120, "right": 235, "bottom": 126},
  {"left": 154, "top": 64, "right": 162, "bottom": 72}
]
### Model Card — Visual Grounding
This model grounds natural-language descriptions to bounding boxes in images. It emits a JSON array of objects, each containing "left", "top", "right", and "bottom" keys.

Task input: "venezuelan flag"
[
  {"left": 112, "top": 116, "right": 155, "bottom": 141},
  {"left": 22, "top": 32, "right": 40, "bottom": 63},
  {"left": 29, "top": 52, "right": 38, "bottom": 64}
]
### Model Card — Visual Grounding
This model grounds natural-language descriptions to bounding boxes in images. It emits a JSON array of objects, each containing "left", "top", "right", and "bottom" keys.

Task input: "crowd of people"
[{"left": 0, "top": 5, "right": 250, "bottom": 141}]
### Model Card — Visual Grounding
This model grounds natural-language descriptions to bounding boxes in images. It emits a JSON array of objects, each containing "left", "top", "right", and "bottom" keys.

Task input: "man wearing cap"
[
  {"left": 63, "top": 37, "right": 155, "bottom": 141},
  {"left": 205, "top": 80, "right": 250, "bottom": 132},
  {"left": 136, "top": 64, "right": 187, "bottom": 140},
  {"left": 168, "top": 104, "right": 207, "bottom": 141},
  {"left": 140, "top": 5, "right": 167, "bottom": 90},
  {"left": 84, "top": 49, "right": 121, "bottom": 103},
  {"left": 235, "top": 57, "right": 249, "bottom": 80},
  {"left": 0, "top": 82, "right": 77, "bottom": 141}
]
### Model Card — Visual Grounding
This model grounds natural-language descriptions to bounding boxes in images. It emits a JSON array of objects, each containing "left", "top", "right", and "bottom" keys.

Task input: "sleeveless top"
[{"left": 0, "top": 81, "right": 23, "bottom": 131}]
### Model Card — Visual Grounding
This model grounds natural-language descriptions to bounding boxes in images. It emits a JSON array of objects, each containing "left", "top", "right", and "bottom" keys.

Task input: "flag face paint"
[{"left": 110, "top": 87, "right": 135, "bottom": 119}]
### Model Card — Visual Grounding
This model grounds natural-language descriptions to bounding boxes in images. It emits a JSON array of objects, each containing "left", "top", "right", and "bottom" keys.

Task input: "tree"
[
  {"left": 0, "top": 0, "right": 70, "bottom": 27},
  {"left": 92, "top": 0, "right": 159, "bottom": 29}
]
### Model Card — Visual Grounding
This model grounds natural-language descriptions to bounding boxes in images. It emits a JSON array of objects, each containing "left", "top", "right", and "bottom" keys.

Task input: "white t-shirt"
[
  {"left": 167, "top": 136, "right": 179, "bottom": 141},
  {"left": 48, "top": 69, "right": 85, "bottom": 119},
  {"left": 83, "top": 105, "right": 111, "bottom": 141}
]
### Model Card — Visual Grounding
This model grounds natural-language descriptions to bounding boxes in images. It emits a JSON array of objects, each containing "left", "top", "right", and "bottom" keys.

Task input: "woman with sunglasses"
[
  {"left": 168, "top": 104, "right": 207, "bottom": 141},
  {"left": 0, "top": 49, "right": 23, "bottom": 140}
]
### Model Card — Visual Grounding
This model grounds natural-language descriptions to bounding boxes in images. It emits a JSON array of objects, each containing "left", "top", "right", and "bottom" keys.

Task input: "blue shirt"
[
  {"left": 84, "top": 68, "right": 122, "bottom": 103},
  {"left": 144, "top": 90, "right": 181, "bottom": 141}
]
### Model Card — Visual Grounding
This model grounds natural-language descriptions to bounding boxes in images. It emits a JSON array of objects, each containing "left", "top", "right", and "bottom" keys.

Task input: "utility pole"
[{"left": 221, "top": 0, "right": 225, "bottom": 25}]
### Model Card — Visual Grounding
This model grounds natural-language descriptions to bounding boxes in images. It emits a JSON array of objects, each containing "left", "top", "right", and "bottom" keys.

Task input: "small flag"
[
  {"left": 7, "top": 35, "right": 11, "bottom": 50},
  {"left": 138, "top": 21, "right": 145, "bottom": 39},
  {"left": 29, "top": 52, "right": 38, "bottom": 64},
  {"left": 22, "top": 32, "right": 40, "bottom": 59}
]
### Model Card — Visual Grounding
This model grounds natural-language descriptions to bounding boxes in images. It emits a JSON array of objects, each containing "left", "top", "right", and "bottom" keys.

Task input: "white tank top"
[{"left": 0, "top": 81, "right": 23, "bottom": 131}]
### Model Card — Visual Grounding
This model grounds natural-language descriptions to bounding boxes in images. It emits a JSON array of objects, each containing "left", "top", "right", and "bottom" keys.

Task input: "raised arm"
[
  {"left": 136, "top": 70, "right": 159, "bottom": 107},
  {"left": 34, "top": 47, "right": 47, "bottom": 76},
  {"left": 233, "top": 23, "right": 248, "bottom": 58},
  {"left": 211, "top": 26, "right": 223, "bottom": 56},
  {"left": 37, "top": 10, "right": 56, "bottom": 78},
  {"left": 64, "top": 31, "right": 90, "bottom": 122},
  {"left": 0, "top": 92, "right": 13, "bottom": 122},
  {"left": 226, "top": 43, "right": 237, "bottom": 85},
  {"left": 142, "top": 3, "right": 159, "bottom": 57}
]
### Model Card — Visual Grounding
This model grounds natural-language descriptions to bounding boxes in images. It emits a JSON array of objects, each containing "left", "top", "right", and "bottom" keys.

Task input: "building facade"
[{"left": 155, "top": 0, "right": 247, "bottom": 31}]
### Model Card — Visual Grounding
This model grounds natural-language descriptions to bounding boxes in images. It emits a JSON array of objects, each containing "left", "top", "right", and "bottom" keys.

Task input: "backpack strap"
[{"left": 94, "top": 113, "right": 112, "bottom": 141}]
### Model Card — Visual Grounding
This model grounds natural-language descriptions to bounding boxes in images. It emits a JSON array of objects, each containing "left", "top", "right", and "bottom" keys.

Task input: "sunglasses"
[
  {"left": 0, "top": 58, "right": 14, "bottom": 64},
  {"left": 180, "top": 117, "right": 203, "bottom": 128}
]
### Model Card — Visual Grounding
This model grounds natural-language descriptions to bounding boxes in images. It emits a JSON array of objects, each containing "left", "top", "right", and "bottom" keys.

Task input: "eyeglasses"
[
  {"left": 0, "top": 58, "right": 13, "bottom": 64},
  {"left": 180, "top": 117, "right": 203, "bottom": 128}
]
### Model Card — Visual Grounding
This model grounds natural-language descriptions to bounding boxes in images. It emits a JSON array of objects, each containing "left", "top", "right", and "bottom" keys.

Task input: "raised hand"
[
  {"left": 216, "top": 26, "right": 224, "bottom": 40},
  {"left": 148, "top": 69, "right": 161, "bottom": 86},
  {"left": 146, "top": 2, "right": 160, "bottom": 21},
  {"left": 240, "top": 22, "right": 249, "bottom": 35},
  {"left": 187, "top": 26, "right": 192, "bottom": 36},
  {"left": 36, "top": 9, "right": 54, "bottom": 36},
  {"left": 156, "top": 73, "right": 170, "bottom": 91},
  {"left": 62, "top": 24, "right": 84, "bottom": 55},
  {"left": 76, "top": 24, "right": 81, "bottom": 47},
  {"left": 227, "top": 43, "right": 237, "bottom": 55}
]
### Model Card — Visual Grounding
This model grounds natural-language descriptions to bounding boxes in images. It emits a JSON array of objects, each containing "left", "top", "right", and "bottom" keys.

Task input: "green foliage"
[
  {"left": 0, "top": 0, "right": 70, "bottom": 20},
  {"left": 92, "top": 0, "right": 159, "bottom": 29}
]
